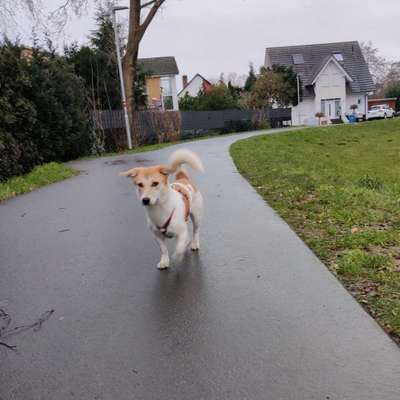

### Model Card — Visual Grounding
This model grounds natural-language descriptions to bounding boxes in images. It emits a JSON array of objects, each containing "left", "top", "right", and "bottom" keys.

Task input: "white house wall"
[
  {"left": 314, "top": 60, "right": 347, "bottom": 116},
  {"left": 178, "top": 75, "right": 204, "bottom": 98},
  {"left": 170, "top": 75, "right": 179, "bottom": 110},
  {"left": 291, "top": 99, "right": 315, "bottom": 125},
  {"left": 346, "top": 93, "right": 368, "bottom": 116}
]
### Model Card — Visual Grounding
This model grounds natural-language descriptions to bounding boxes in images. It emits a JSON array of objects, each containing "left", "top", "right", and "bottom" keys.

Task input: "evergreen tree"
[
  {"left": 244, "top": 63, "right": 257, "bottom": 92},
  {"left": 65, "top": 5, "right": 148, "bottom": 111},
  {"left": 271, "top": 64, "right": 300, "bottom": 106},
  {"left": 228, "top": 81, "right": 242, "bottom": 102}
]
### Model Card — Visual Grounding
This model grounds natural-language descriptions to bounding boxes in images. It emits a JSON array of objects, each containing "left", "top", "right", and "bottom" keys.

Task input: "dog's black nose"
[{"left": 142, "top": 197, "right": 150, "bottom": 205}]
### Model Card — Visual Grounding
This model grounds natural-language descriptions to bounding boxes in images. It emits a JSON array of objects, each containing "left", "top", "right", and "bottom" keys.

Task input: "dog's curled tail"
[{"left": 169, "top": 149, "right": 204, "bottom": 173}]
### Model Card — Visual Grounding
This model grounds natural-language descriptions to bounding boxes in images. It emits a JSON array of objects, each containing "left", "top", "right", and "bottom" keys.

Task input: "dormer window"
[
  {"left": 292, "top": 54, "right": 304, "bottom": 64},
  {"left": 333, "top": 52, "right": 344, "bottom": 62}
]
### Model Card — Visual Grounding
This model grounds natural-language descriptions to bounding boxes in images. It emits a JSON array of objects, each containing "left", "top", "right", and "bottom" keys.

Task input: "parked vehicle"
[{"left": 367, "top": 104, "right": 395, "bottom": 120}]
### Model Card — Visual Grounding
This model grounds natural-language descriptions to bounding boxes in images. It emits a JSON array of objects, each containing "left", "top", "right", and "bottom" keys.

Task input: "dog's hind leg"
[
  {"left": 154, "top": 233, "right": 170, "bottom": 270},
  {"left": 190, "top": 193, "right": 203, "bottom": 251}
]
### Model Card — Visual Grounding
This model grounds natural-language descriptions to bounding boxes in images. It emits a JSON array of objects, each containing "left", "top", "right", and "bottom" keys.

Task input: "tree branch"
[
  {"left": 139, "top": 0, "right": 165, "bottom": 40},
  {"left": 141, "top": 0, "right": 158, "bottom": 8}
]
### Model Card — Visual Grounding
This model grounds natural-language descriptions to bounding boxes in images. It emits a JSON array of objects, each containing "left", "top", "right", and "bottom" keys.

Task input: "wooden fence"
[{"left": 92, "top": 108, "right": 291, "bottom": 150}]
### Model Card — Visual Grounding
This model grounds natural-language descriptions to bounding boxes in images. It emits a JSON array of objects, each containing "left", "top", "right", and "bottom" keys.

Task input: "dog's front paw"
[
  {"left": 190, "top": 240, "right": 200, "bottom": 251},
  {"left": 157, "top": 259, "right": 170, "bottom": 270}
]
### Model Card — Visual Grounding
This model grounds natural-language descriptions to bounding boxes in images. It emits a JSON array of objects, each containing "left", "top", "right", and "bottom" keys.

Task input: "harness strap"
[
  {"left": 171, "top": 183, "right": 191, "bottom": 221},
  {"left": 157, "top": 208, "right": 175, "bottom": 235}
]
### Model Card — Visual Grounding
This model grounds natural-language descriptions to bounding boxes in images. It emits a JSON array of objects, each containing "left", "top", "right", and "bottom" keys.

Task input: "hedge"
[{"left": 0, "top": 42, "right": 93, "bottom": 181}]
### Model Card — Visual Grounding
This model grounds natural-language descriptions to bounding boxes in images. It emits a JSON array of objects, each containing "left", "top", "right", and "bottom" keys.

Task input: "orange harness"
[
  {"left": 157, "top": 184, "right": 191, "bottom": 237},
  {"left": 171, "top": 183, "right": 191, "bottom": 221}
]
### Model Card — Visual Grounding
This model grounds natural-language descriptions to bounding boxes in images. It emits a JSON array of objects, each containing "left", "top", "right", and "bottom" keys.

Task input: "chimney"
[{"left": 182, "top": 75, "right": 188, "bottom": 88}]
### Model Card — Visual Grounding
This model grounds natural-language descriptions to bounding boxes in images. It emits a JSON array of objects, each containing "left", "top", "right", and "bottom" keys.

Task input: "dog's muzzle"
[{"left": 142, "top": 197, "right": 150, "bottom": 206}]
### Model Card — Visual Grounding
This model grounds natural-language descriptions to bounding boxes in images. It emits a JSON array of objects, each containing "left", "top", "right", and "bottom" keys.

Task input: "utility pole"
[
  {"left": 297, "top": 74, "right": 301, "bottom": 125},
  {"left": 112, "top": 6, "right": 132, "bottom": 149}
]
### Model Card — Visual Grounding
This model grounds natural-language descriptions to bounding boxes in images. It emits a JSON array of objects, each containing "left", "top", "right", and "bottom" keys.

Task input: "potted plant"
[
  {"left": 315, "top": 111, "right": 325, "bottom": 125},
  {"left": 350, "top": 104, "right": 358, "bottom": 114}
]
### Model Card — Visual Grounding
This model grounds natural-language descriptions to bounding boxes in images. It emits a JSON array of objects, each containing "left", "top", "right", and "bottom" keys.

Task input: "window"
[
  {"left": 333, "top": 52, "right": 344, "bottom": 62},
  {"left": 335, "top": 99, "right": 341, "bottom": 117},
  {"left": 292, "top": 54, "right": 304, "bottom": 64},
  {"left": 160, "top": 77, "right": 172, "bottom": 96},
  {"left": 160, "top": 77, "right": 173, "bottom": 110}
]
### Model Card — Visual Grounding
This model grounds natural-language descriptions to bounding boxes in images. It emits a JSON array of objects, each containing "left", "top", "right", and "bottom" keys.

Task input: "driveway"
[{"left": 0, "top": 129, "right": 399, "bottom": 399}]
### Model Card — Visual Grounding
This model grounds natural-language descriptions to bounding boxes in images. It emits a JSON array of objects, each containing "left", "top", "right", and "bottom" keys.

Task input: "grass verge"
[
  {"left": 78, "top": 141, "right": 175, "bottom": 160},
  {"left": 230, "top": 118, "right": 400, "bottom": 344},
  {"left": 0, "top": 162, "right": 79, "bottom": 202}
]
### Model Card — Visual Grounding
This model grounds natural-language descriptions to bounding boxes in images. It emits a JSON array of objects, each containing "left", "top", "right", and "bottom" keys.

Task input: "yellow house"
[{"left": 138, "top": 56, "right": 180, "bottom": 111}]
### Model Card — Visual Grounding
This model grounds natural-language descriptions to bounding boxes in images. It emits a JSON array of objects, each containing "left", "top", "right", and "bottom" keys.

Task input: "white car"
[{"left": 367, "top": 104, "right": 395, "bottom": 120}]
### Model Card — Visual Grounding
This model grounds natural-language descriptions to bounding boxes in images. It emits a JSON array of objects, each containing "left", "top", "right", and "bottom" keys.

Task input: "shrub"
[
  {"left": 179, "top": 82, "right": 238, "bottom": 111},
  {"left": 28, "top": 51, "right": 92, "bottom": 162},
  {"left": 0, "top": 42, "right": 40, "bottom": 180},
  {"left": 0, "top": 41, "right": 93, "bottom": 181}
]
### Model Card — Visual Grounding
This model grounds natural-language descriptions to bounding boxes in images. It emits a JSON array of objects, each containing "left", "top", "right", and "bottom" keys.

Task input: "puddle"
[
  {"left": 134, "top": 158, "right": 151, "bottom": 163},
  {"left": 104, "top": 159, "right": 127, "bottom": 166}
]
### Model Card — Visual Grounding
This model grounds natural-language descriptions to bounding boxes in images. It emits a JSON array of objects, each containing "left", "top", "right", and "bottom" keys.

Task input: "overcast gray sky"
[{"left": 13, "top": 0, "right": 400, "bottom": 89}]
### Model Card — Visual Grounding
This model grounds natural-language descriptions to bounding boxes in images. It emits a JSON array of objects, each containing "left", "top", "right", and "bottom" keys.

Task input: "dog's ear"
[
  {"left": 119, "top": 168, "right": 139, "bottom": 177},
  {"left": 159, "top": 166, "right": 174, "bottom": 176}
]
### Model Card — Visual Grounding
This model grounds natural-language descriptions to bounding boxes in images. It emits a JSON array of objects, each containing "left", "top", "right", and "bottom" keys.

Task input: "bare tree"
[
  {"left": 0, "top": 0, "right": 91, "bottom": 34},
  {"left": 360, "top": 41, "right": 390, "bottom": 85},
  {"left": 225, "top": 72, "right": 247, "bottom": 87},
  {"left": 0, "top": 0, "right": 41, "bottom": 32},
  {"left": 385, "top": 62, "right": 400, "bottom": 87},
  {"left": 123, "top": 0, "right": 166, "bottom": 146}
]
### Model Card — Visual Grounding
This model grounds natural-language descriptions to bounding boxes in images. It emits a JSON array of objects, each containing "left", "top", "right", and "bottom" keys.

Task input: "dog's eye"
[
  {"left": 151, "top": 182, "right": 159, "bottom": 187},
  {"left": 137, "top": 182, "right": 144, "bottom": 188}
]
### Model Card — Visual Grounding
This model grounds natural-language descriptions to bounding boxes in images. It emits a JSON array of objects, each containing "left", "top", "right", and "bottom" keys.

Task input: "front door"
[{"left": 321, "top": 99, "right": 341, "bottom": 119}]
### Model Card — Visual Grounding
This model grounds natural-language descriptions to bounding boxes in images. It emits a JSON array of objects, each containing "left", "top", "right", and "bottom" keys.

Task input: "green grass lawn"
[
  {"left": 231, "top": 118, "right": 400, "bottom": 344},
  {"left": 0, "top": 162, "right": 79, "bottom": 202}
]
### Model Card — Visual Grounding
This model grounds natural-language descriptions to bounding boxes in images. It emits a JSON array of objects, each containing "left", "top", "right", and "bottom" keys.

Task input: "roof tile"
[{"left": 138, "top": 56, "right": 179, "bottom": 76}]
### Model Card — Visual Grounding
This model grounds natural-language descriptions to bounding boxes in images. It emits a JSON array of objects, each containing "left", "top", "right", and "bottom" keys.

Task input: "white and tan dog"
[{"left": 120, "top": 149, "right": 204, "bottom": 269}]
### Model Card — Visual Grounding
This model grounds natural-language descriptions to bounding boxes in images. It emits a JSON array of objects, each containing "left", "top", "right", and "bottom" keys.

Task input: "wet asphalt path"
[{"left": 0, "top": 129, "right": 399, "bottom": 399}]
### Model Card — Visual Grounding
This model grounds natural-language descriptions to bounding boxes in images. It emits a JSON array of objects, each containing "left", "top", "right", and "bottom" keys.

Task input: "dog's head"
[{"left": 120, "top": 165, "right": 173, "bottom": 206}]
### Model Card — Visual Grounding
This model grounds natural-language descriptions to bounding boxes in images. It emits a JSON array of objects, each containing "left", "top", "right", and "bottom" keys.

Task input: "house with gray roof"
[
  {"left": 138, "top": 56, "right": 179, "bottom": 111},
  {"left": 265, "top": 41, "right": 375, "bottom": 125}
]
